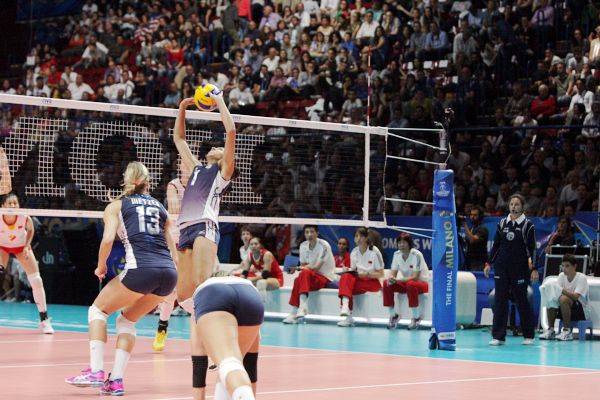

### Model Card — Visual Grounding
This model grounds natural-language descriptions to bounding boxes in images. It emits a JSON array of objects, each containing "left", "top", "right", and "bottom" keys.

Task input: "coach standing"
[{"left": 484, "top": 194, "right": 538, "bottom": 346}]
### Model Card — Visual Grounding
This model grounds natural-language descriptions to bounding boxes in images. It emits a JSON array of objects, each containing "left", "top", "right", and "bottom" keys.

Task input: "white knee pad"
[
  {"left": 88, "top": 304, "right": 108, "bottom": 323},
  {"left": 27, "top": 272, "right": 43, "bottom": 289},
  {"left": 218, "top": 357, "right": 245, "bottom": 385},
  {"left": 179, "top": 297, "right": 194, "bottom": 314},
  {"left": 116, "top": 313, "right": 136, "bottom": 336},
  {"left": 214, "top": 381, "right": 231, "bottom": 400}
]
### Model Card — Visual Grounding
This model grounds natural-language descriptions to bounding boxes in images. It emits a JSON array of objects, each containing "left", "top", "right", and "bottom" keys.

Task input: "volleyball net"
[{"left": 0, "top": 93, "right": 446, "bottom": 232}]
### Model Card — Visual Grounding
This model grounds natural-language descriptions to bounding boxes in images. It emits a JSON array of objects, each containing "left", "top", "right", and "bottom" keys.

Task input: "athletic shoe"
[
  {"left": 152, "top": 330, "right": 167, "bottom": 352},
  {"left": 296, "top": 307, "right": 307, "bottom": 318},
  {"left": 100, "top": 376, "right": 125, "bottom": 396},
  {"left": 539, "top": 329, "right": 555, "bottom": 340},
  {"left": 40, "top": 318, "right": 54, "bottom": 334},
  {"left": 340, "top": 304, "right": 350, "bottom": 317},
  {"left": 337, "top": 316, "right": 355, "bottom": 327},
  {"left": 556, "top": 329, "right": 573, "bottom": 341},
  {"left": 522, "top": 338, "right": 535, "bottom": 345},
  {"left": 65, "top": 368, "right": 105, "bottom": 387},
  {"left": 407, "top": 318, "right": 421, "bottom": 330},
  {"left": 387, "top": 314, "right": 399, "bottom": 330},
  {"left": 282, "top": 314, "right": 299, "bottom": 324},
  {"left": 489, "top": 339, "right": 505, "bottom": 346},
  {"left": 172, "top": 306, "right": 189, "bottom": 316}
]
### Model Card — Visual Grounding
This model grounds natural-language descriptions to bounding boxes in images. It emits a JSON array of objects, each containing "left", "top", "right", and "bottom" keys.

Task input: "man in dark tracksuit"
[{"left": 484, "top": 194, "right": 538, "bottom": 345}]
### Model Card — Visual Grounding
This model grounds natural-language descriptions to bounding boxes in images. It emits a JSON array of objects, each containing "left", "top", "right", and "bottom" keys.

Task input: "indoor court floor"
[{"left": 1, "top": 302, "right": 599, "bottom": 399}]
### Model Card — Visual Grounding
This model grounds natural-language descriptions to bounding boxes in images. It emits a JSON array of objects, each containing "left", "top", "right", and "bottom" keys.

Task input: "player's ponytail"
[{"left": 118, "top": 162, "right": 149, "bottom": 199}]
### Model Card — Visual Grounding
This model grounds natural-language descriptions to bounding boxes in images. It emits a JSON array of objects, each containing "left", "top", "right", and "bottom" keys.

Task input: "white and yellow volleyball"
[{"left": 194, "top": 84, "right": 218, "bottom": 111}]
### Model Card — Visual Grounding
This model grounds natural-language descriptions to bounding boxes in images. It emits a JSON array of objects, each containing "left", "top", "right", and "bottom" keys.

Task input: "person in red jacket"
[
  {"left": 334, "top": 237, "right": 351, "bottom": 269},
  {"left": 530, "top": 84, "right": 556, "bottom": 124},
  {"left": 240, "top": 236, "right": 284, "bottom": 301}
]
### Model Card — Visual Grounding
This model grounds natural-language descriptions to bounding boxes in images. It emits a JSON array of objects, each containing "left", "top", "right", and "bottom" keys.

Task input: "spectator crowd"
[{"left": 0, "top": 0, "right": 597, "bottom": 218}]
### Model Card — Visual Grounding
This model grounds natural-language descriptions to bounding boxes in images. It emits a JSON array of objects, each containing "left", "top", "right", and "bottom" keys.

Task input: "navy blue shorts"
[
  {"left": 177, "top": 221, "right": 220, "bottom": 250},
  {"left": 120, "top": 267, "right": 177, "bottom": 296},
  {"left": 193, "top": 283, "right": 264, "bottom": 326}
]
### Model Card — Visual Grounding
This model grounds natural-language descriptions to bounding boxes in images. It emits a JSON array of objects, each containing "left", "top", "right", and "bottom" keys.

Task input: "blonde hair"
[{"left": 117, "top": 162, "right": 149, "bottom": 199}]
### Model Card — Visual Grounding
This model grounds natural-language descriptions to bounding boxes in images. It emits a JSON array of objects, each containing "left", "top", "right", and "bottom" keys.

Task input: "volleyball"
[{"left": 193, "top": 84, "right": 218, "bottom": 111}]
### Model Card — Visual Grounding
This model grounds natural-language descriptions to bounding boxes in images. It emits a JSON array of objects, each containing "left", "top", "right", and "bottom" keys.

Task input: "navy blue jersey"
[
  {"left": 118, "top": 194, "right": 175, "bottom": 270},
  {"left": 177, "top": 163, "right": 230, "bottom": 230},
  {"left": 489, "top": 215, "right": 536, "bottom": 272}
]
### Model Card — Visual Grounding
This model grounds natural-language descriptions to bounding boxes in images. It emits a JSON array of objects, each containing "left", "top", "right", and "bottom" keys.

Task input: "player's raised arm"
[
  {"left": 174, "top": 98, "right": 201, "bottom": 172},
  {"left": 211, "top": 88, "right": 236, "bottom": 181}
]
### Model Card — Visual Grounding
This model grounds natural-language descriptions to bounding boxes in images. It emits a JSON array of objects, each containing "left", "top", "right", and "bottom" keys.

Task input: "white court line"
[
  {"left": 0, "top": 352, "right": 334, "bottom": 369},
  {"left": 0, "top": 338, "right": 90, "bottom": 344},
  {"left": 1, "top": 325, "right": 598, "bottom": 372},
  {"left": 151, "top": 370, "right": 600, "bottom": 400}
]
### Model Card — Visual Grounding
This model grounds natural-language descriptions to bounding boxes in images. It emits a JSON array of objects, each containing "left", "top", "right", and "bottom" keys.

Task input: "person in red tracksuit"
[
  {"left": 382, "top": 233, "right": 429, "bottom": 330},
  {"left": 282, "top": 225, "right": 336, "bottom": 324},
  {"left": 240, "top": 236, "right": 284, "bottom": 301},
  {"left": 337, "top": 228, "right": 384, "bottom": 327}
]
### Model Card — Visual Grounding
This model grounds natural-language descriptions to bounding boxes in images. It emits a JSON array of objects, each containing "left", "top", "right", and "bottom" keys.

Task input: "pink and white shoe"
[
  {"left": 65, "top": 367, "right": 105, "bottom": 387},
  {"left": 100, "top": 375, "right": 125, "bottom": 396}
]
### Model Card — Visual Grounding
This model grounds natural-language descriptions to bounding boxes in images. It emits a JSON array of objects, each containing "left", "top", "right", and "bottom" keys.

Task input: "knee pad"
[
  {"left": 243, "top": 352, "right": 258, "bottom": 383},
  {"left": 214, "top": 381, "right": 229, "bottom": 400},
  {"left": 88, "top": 304, "right": 108, "bottom": 323},
  {"left": 116, "top": 313, "right": 136, "bottom": 336},
  {"left": 192, "top": 355, "right": 208, "bottom": 388},
  {"left": 179, "top": 297, "right": 194, "bottom": 314},
  {"left": 27, "top": 272, "right": 43, "bottom": 289},
  {"left": 218, "top": 357, "right": 245, "bottom": 385}
]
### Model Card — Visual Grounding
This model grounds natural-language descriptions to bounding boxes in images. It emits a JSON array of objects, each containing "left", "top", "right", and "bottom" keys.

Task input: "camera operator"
[{"left": 462, "top": 206, "right": 489, "bottom": 271}]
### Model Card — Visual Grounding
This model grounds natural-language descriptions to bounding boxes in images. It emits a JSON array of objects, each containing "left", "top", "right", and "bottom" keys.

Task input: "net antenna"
[{"left": 381, "top": 109, "right": 453, "bottom": 239}]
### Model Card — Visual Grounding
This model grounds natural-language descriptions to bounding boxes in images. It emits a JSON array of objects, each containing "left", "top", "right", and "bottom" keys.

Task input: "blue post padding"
[{"left": 429, "top": 169, "right": 458, "bottom": 351}]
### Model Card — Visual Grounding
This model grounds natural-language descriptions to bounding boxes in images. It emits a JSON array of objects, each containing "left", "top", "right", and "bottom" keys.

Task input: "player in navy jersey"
[
  {"left": 174, "top": 92, "right": 260, "bottom": 400},
  {"left": 66, "top": 162, "right": 177, "bottom": 396}
]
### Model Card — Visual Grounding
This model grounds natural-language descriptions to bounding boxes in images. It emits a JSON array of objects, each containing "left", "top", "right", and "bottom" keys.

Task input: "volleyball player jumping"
[
  {"left": 0, "top": 193, "right": 54, "bottom": 334},
  {"left": 174, "top": 92, "right": 262, "bottom": 400},
  {"left": 66, "top": 162, "right": 177, "bottom": 396}
]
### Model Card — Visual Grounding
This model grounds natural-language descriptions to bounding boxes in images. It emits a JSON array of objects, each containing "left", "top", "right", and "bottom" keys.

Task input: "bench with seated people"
[{"left": 539, "top": 254, "right": 598, "bottom": 341}]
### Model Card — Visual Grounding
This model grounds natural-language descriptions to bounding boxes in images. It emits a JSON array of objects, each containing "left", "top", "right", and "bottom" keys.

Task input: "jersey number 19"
[{"left": 136, "top": 206, "right": 160, "bottom": 235}]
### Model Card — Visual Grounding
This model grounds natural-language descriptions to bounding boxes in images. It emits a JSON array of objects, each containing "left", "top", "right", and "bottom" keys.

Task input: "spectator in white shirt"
[
  {"left": 60, "top": 66, "right": 78, "bottom": 86},
  {"left": 559, "top": 171, "right": 580, "bottom": 208},
  {"left": 539, "top": 254, "right": 590, "bottom": 341},
  {"left": 336, "top": 228, "right": 384, "bottom": 327},
  {"left": 568, "top": 79, "right": 595, "bottom": 113},
  {"left": 262, "top": 47, "right": 280, "bottom": 72},
  {"left": 339, "top": 90, "right": 363, "bottom": 122},
  {"left": 27, "top": 76, "right": 51, "bottom": 97},
  {"left": 355, "top": 11, "right": 379, "bottom": 44},
  {"left": 82, "top": 0, "right": 98, "bottom": 14},
  {"left": 0, "top": 79, "right": 16, "bottom": 94},
  {"left": 67, "top": 74, "right": 95, "bottom": 100},
  {"left": 228, "top": 79, "right": 255, "bottom": 113},
  {"left": 383, "top": 233, "right": 429, "bottom": 330},
  {"left": 78, "top": 36, "right": 109, "bottom": 68},
  {"left": 320, "top": 0, "right": 339, "bottom": 16},
  {"left": 582, "top": 101, "right": 600, "bottom": 138},
  {"left": 103, "top": 75, "right": 120, "bottom": 100},
  {"left": 283, "top": 225, "right": 336, "bottom": 324}
]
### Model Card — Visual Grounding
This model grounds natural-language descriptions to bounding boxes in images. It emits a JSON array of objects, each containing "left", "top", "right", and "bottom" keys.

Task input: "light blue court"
[{"left": 1, "top": 302, "right": 599, "bottom": 371}]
